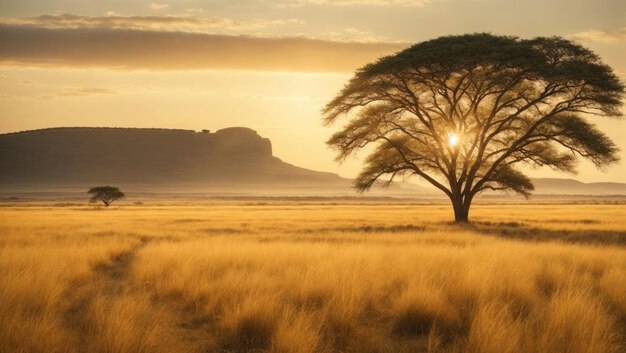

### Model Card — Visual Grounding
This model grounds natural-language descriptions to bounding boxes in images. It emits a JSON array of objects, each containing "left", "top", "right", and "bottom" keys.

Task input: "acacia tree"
[
  {"left": 88, "top": 186, "right": 125, "bottom": 207},
  {"left": 324, "top": 34, "right": 623, "bottom": 223}
]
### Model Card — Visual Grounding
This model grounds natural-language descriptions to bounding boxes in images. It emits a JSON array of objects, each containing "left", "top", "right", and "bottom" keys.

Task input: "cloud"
[
  {"left": 280, "top": 0, "right": 433, "bottom": 7},
  {"left": 570, "top": 27, "right": 626, "bottom": 43},
  {"left": 150, "top": 3, "right": 170, "bottom": 10},
  {"left": 0, "top": 24, "right": 406, "bottom": 72},
  {"left": 0, "top": 87, "right": 117, "bottom": 100},
  {"left": 37, "top": 87, "right": 117, "bottom": 100},
  {"left": 0, "top": 13, "right": 303, "bottom": 34},
  {"left": 310, "top": 27, "right": 390, "bottom": 42}
]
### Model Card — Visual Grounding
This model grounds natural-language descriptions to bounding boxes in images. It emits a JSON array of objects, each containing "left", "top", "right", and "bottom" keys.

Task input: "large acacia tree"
[{"left": 324, "top": 34, "right": 623, "bottom": 222}]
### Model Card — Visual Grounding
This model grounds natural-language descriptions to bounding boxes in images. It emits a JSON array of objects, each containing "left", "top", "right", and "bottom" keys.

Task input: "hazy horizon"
[{"left": 1, "top": 0, "right": 625, "bottom": 183}]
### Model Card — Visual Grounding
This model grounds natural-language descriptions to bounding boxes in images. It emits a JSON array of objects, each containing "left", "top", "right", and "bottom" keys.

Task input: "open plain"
[{"left": 1, "top": 202, "right": 625, "bottom": 353}]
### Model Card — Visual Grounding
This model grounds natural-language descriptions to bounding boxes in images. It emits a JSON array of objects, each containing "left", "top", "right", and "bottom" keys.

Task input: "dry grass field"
[{"left": 1, "top": 202, "right": 625, "bottom": 353}]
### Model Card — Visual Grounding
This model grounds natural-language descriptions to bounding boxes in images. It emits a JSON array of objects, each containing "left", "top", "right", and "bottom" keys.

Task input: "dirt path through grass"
[
  {"left": 62, "top": 236, "right": 219, "bottom": 352},
  {"left": 61, "top": 238, "right": 149, "bottom": 351}
]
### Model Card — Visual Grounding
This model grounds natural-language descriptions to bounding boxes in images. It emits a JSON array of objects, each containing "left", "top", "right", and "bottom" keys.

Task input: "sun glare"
[{"left": 448, "top": 133, "right": 459, "bottom": 147}]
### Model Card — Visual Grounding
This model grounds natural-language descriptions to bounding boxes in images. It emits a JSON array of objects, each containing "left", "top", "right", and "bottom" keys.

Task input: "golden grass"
[{"left": 0, "top": 203, "right": 625, "bottom": 353}]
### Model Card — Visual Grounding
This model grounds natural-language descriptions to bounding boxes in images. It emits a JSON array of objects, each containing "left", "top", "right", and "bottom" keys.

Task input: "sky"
[{"left": 0, "top": 0, "right": 625, "bottom": 183}]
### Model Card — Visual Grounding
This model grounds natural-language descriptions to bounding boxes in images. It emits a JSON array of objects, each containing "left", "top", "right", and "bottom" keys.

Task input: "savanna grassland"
[{"left": 1, "top": 202, "right": 625, "bottom": 353}]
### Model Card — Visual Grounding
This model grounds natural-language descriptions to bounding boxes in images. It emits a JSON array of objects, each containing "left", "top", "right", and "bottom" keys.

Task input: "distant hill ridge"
[
  {"left": 529, "top": 178, "right": 626, "bottom": 195},
  {"left": 0, "top": 127, "right": 348, "bottom": 187}
]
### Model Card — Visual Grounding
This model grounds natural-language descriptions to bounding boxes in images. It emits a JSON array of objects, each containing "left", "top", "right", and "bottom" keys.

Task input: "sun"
[{"left": 448, "top": 133, "right": 459, "bottom": 147}]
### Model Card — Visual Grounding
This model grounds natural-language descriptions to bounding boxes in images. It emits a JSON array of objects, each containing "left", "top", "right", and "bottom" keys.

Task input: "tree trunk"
[{"left": 451, "top": 195, "right": 469, "bottom": 223}]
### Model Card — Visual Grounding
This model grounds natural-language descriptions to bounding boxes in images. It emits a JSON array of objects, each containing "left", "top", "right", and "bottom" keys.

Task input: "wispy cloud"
[
  {"left": 0, "top": 13, "right": 303, "bottom": 34},
  {"left": 37, "top": 87, "right": 117, "bottom": 100},
  {"left": 569, "top": 27, "right": 626, "bottom": 43},
  {"left": 0, "top": 87, "right": 118, "bottom": 100},
  {"left": 309, "top": 27, "right": 390, "bottom": 43},
  {"left": 150, "top": 3, "right": 170, "bottom": 10},
  {"left": 0, "top": 24, "right": 405, "bottom": 72},
  {"left": 279, "top": 0, "right": 434, "bottom": 7}
]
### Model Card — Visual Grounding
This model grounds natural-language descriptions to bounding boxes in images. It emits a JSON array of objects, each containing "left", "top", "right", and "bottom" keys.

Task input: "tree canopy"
[
  {"left": 324, "top": 33, "right": 624, "bottom": 222},
  {"left": 88, "top": 186, "right": 125, "bottom": 207}
]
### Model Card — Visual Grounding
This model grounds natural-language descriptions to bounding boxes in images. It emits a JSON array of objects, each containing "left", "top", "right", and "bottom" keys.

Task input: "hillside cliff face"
[{"left": 0, "top": 127, "right": 346, "bottom": 186}]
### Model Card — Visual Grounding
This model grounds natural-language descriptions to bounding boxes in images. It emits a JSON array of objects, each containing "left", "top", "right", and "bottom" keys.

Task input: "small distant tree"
[{"left": 88, "top": 186, "right": 125, "bottom": 207}]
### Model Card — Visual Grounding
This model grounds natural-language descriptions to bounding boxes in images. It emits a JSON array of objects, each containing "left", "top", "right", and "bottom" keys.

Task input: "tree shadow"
[{"left": 458, "top": 221, "right": 626, "bottom": 246}]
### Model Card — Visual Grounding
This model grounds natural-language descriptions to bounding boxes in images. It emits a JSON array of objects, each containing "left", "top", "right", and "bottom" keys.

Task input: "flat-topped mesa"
[
  {"left": 1, "top": 126, "right": 273, "bottom": 158},
  {"left": 0, "top": 127, "right": 342, "bottom": 186}
]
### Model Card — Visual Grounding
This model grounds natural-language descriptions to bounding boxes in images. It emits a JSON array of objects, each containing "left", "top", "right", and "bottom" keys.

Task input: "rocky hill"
[{"left": 0, "top": 127, "right": 349, "bottom": 190}]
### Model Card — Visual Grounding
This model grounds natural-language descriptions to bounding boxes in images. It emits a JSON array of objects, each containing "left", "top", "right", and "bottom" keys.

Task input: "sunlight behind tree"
[
  {"left": 324, "top": 33, "right": 624, "bottom": 222},
  {"left": 448, "top": 133, "right": 459, "bottom": 147}
]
